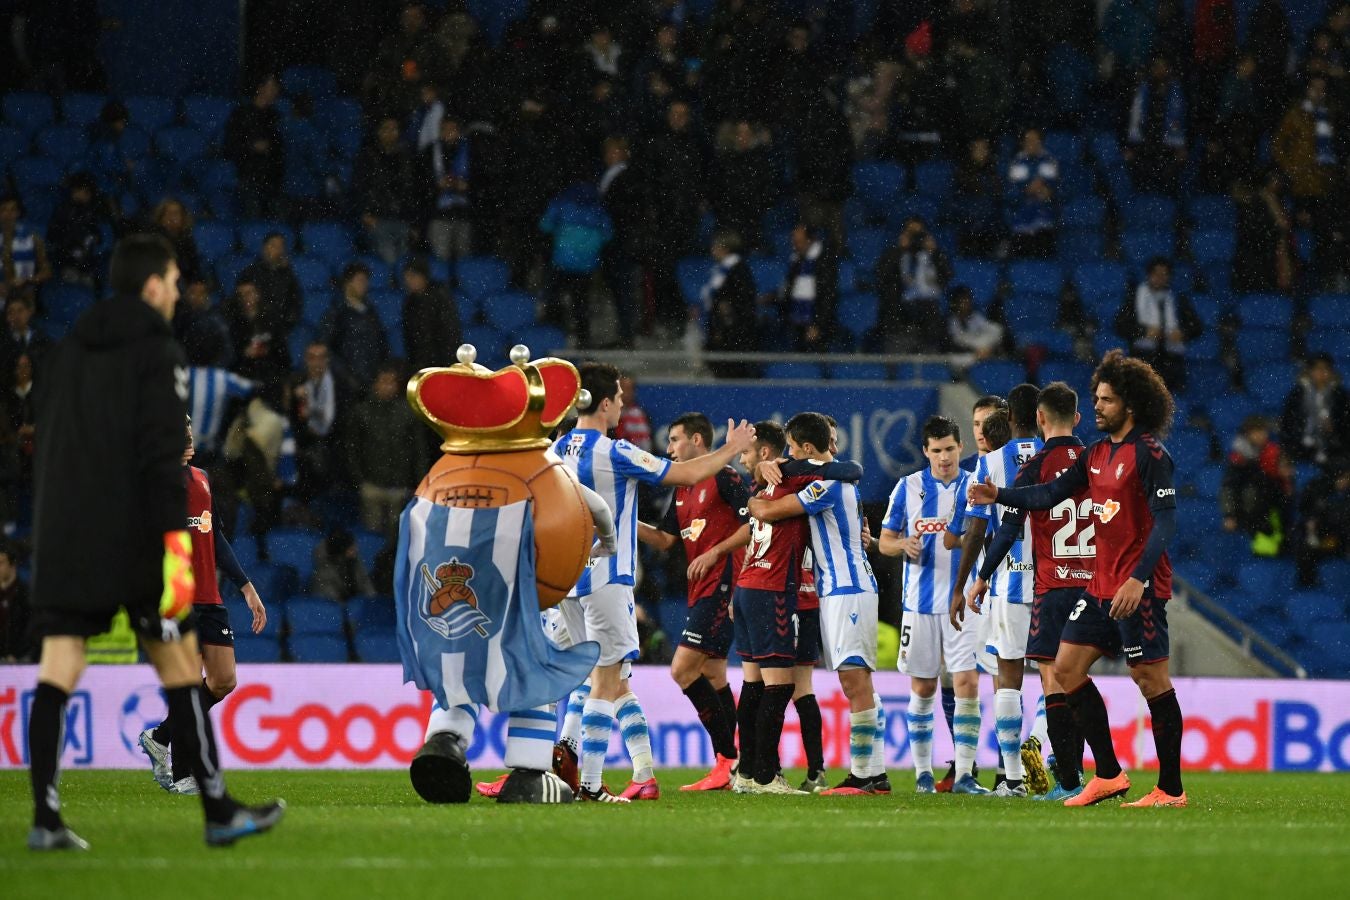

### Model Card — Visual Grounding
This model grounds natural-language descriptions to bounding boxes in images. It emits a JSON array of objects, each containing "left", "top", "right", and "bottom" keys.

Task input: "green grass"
[{"left": 2, "top": 769, "right": 1347, "bottom": 899}]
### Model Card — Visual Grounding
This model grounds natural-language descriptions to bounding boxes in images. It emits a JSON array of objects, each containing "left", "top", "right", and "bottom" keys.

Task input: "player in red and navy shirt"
[
  {"left": 638, "top": 412, "right": 750, "bottom": 790},
  {"left": 969, "top": 382, "right": 1091, "bottom": 799},
  {"left": 970, "top": 351, "right": 1186, "bottom": 808},
  {"left": 138, "top": 416, "right": 268, "bottom": 794}
]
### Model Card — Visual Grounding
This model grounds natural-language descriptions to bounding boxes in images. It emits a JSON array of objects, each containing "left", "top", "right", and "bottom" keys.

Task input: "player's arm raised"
[
  {"left": 663, "top": 419, "right": 757, "bottom": 486},
  {"left": 969, "top": 452, "right": 1088, "bottom": 510}
]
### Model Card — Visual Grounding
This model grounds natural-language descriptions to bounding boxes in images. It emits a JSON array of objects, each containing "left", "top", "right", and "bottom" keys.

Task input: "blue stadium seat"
[
  {"left": 1306, "top": 326, "right": 1350, "bottom": 357},
  {"left": 764, "top": 362, "right": 825, "bottom": 380},
  {"left": 837, "top": 258, "right": 858, "bottom": 293},
  {"left": 124, "top": 95, "right": 176, "bottom": 131},
  {"left": 301, "top": 288, "right": 334, "bottom": 327},
  {"left": 748, "top": 256, "right": 787, "bottom": 294},
  {"left": 369, "top": 290, "right": 403, "bottom": 333},
  {"left": 1061, "top": 197, "right": 1106, "bottom": 229},
  {"left": 288, "top": 323, "right": 315, "bottom": 368},
  {"left": 9, "top": 155, "right": 62, "bottom": 191},
  {"left": 154, "top": 125, "right": 207, "bottom": 164},
  {"left": 288, "top": 633, "right": 350, "bottom": 663},
  {"left": 214, "top": 253, "right": 254, "bottom": 295},
  {"left": 462, "top": 325, "right": 505, "bottom": 358},
  {"left": 455, "top": 256, "right": 511, "bottom": 298},
  {"left": 265, "top": 528, "right": 323, "bottom": 588},
  {"left": 968, "top": 360, "right": 1027, "bottom": 390},
  {"left": 233, "top": 635, "right": 282, "bottom": 663},
  {"left": 282, "top": 65, "right": 338, "bottom": 99},
  {"left": 1044, "top": 130, "right": 1085, "bottom": 163},
  {"left": 1121, "top": 230, "right": 1175, "bottom": 263},
  {"left": 951, "top": 258, "right": 1001, "bottom": 306},
  {"left": 1056, "top": 228, "right": 1104, "bottom": 263},
  {"left": 846, "top": 228, "right": 889, "bottom": 274},
  {"left": 61, "top": 93, "right": 106, "bottom": 129},
  {"left": 1003, "top": 292, "right": 1054, "bottom": 332},
  {"left": 851, "top": 161, "right": 905, "bottom": 215},
  {"left": 3, "top": 92, "right": 56, "bottom": 134},
  {"left": 1072, "top": 261, "right": 1127, "bottom": 306},
  {"left": 482, "top": 291, "right": 536, "bottom": 333},
  {"left": 354, "top": 628, "right": 401, "bottom": 663},
  {"left": 512, "top": 323, "right": 565, "bottom": 356},
  {"left": 1191, "top": 229, "right": 1236, "bottom": 265},
  {"left": 247, "top": 562, "right": 297, "bottom": 616},
  {"left": 676, "top": 256, "right": 708, "bottom": 304},
  {"left": 1287, "top": 592, "right": 1345, "bottom": 623},
  {"left": 299, "top": 221, "right": 355, "bottom": 265},
  {"left": 1039, "top": 361, "right": 1093, "bottom": 389},
  {"left": 35, "top": 124, "right": 86, "bottom": 165},
  {"left": 837, "top": 291, "right": 878, "bottom": 336},
  {"left": 347, "top": 595, "right": 396, "bottom": 633},
  {"left": 1088, "top": 131, "right": 1122, "bottom": 165},
  {"left": 1235, "top": 329, "right": 1287, "bottom": 364},
  {"left": 1309, "top": 294, "right": 1350, "bottom": 328},
  {"left": 1302, "top": 621, "right": 1350, "bottom": 677},
  {"left": 887, "top": 194, "right": 940, "bottom": 230},
  {"left": 1121, "top": 194, "right": 1177, "bottom": 232},
  {"left": 913, "top": 160, "right": 953, "bottom": 199},
  {"left": 238, "top": 221, "right": 296, "bottom": 255},
  {"left": 1237, "top": 294, "right": 1293, "bottom": 330},
  {"left": 1237, "top": 558, "right": 1294, "bottom": 600},
  {"left": 831, "top": 363, "right": 889, "bottom": 380},
  {"left": 40, "top": 283, "right": 95, "bottom": 331},
  {"left": 0, "top": 126, "right": 28, "bottom": 166},
  {"left": 1167, "top": 429, "right": 1212, "bottom": 469},
  {"left": 1320, "top": 558, "right": 1350, "bottom": 588},
  {"left": 1247, "top": 364, "right": 1297, "bottom": 411},
  {"left": 1190, "top": 465, "right": 1224, "bottom": 500},
  {"left": 1008, "top": 260, "right": 1064, "bottom": 295},
  {"left": 193, "top": 221, "right": 236, "bottom": 262},
  {"left": 291, "top": 256, "right": 333, "bottom": 292},
  {"left": 286, "top": 596, "right": 347, "bottom": 636},
  {"left": 181, "top": 94, "right": 233, "bottom": 140},
  {"left": 1187, "top": 194, "right": 1237, "bottom": 232}
]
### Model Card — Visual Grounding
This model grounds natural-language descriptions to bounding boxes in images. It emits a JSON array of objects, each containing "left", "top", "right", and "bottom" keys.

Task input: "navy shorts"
[
  {"left": 680, "top": 592, "right": 733, "bottom": 658},
  {"left": 794, "top": 606, "right": 821, "bottom": 665},
  {"left": 194, "top": 603, "right": 235, "bottom": 648},
  {"left": 732, "top": 587, "right": 797, "bottom": 668},
  {"left": 1061, "top": 590, "right": 1170, "bottom": 667},
  {"left": 1026, "top": 587, "right": 1082, "bottom": 662}
]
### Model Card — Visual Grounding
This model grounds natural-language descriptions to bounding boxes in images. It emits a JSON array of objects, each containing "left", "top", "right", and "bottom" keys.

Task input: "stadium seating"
[
  {"left": 354, "top": 628, "right": 400, "bottom": 663},
  {"left": 264, "top": 528, "right": 323, "bottom": 588},
  {"left": 347, "top": 595, "right": 396, "bottom": 633},
  {"left": 233, "top": 635, "right": 283, "bottom": 663},
  {"left": 288, "top": 633, "right": 350, "bottom": 663},
  {"left": 286, "top": 596, "right": 347, "bottom": 636}
]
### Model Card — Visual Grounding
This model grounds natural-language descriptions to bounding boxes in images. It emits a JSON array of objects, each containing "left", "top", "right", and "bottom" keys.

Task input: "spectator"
[
  {"left": 1209, "top": 53, "right": 1262, "bottom": 191},
  {"left": 175, "top": 278, "right": 234, "bottom": 368},
  {"left": 150, "top": 197, "right": 202, "bottom": 286},
  {"left": 281, "top": 93, "right": 333, "bottom": 218},
  {"left": 224, "top": 73, "right": 285, "bottom": 219},
  {"left": 238, "top": 232, "right": 303, "bottom": 338},
  {"left": 225, "top": 277, "right": 288, "bottom": 385},
  {"left": 539, "top": 183, "right": 612, "bottom": 348},
  {"left": 365, "top": 1, "right": 436, "bottom": 121},
  {"left": 1124, "top": 55, "right": 1188, "bottom": 194},
  {"left": 310, "top": 529, "right": 375, "bottom": 602},
  {"left": 82, "top": 100, "right": 144, "bottom": 212},
  {"left": 0, "top": 294, "right": 52, "bottom": 377},
  {"left": 44, "top": 172, "right": 110, "bottom": 287},
  {"left": 889, "top": 22, "right": 947, "bottom": 166},
  {"left": 1274, "top": 77, "right": 1340, "bottom": 283},
  {"left": 614, "top": 374, "right": 653, "bottom": 451},
  {"left": 1233, "top": 167, "right": 1300, "bottom": 294},
  {"left": 0, "top": 412, "right": 17, "bottom": 538},
  {"left": 319, "top": 263, "right": 390, "bottom": 389},
  {"left": 1220, "top": 415, "right": 1292, "bottom": 554},
  {"left": 420, "top": 114, "right": 473, "bottom": 262},
  {"left": 599, "top": 136, "right": 644, "bottom": 348},
  {"left": 1297, "top": 462, "right": 1350, "bottom": 585},
  {"left": 946, "top": 36, "right": 1010, "bottom": 146},
  {"left": 1280, "top": 353, "right": 1350, "bottom": 468},
  {"left": 1005, "top": 127, "right": 1058, "bottom": 258},
  {"left": 640, "top": 99, "right": 707, "bottom": 329},
  {"left": 709, "top": 120, "right": 776, "bottom": 252},
  {"left": 875, "top": 216, "right": 951, "bottom": 352},
  {"left": 291, "top": 342, "right": 346, "bottom": 503},
  {"left": 949, "top": 137, "right": 1004, "bottom": 258},
  {"left": 0, "top": 195, "right": 52, "bottom": 305},
  {"left": 185, "top": 365, "right": 257, "bottom": 468},
  {"left": 355, "top": 117, "right": 419, "bottom": 264},
  {"left": 5, "top": 354, "right": 35, "bottom": 491},
  {"left": 410, "top": 81, "right": 446, "bottom": 152},
  {"left": 779, "top": 223, "right": 839, "bottom": 353},
  {"left": 947, "top": 286, "right": 1004, "bottom": 359},
  {"left": 400, "top": 256, "right": 460, "bottom": 372},
  {"left": 585, "top": 26, "right": 623, "bottom": 78},
  {"left": 1127, "top": 257, "right": 1195, "bottom": 391},
  {"left": 222, "top": 381, "right": 296, "bottom": 558},
  {"left": 698, "top": 230, "right": 758, "bottom": 378},
  {"left": 347, "top": 362, "right": 427, "bottom": 535},
  {"left": 0, "top": 541, "right": 34, "bottom": 662}
]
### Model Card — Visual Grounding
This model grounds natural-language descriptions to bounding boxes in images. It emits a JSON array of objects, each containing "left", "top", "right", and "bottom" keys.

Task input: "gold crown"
[
  {"left": 435, "top": 559, "right": 472, "bottom": 585},
  {"left": 406, "top": 344, "right": 587, "bottom": 453}
]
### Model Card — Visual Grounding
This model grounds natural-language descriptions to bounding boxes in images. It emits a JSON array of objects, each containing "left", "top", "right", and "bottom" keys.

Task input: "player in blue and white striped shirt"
[
  {"left": 950, "top": 385, "right": 1045, "bottom": 797},
  {"left": 748, "top": 412, "right": 887, "bottom": 796},
  {"left": 551, "top": 363, "right": 757, "bottom": 802},
  {"left": 879, "top": 415, "right": 987, "bottom": 794}
]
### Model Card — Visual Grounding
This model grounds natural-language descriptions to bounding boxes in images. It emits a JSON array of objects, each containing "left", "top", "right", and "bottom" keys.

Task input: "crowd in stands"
[{"left": 0, "top": 0, "right": 1348, "bottom": 674}]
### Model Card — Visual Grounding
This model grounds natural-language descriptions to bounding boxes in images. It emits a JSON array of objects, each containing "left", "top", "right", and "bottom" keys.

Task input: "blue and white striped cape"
[{"left": 394, "top": 497, "right": 599, "bottom": 713}]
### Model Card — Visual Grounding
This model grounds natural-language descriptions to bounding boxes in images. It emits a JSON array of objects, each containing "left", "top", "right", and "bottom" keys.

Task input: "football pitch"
[{"left": 2, "top": 769, "right": 1346, "bottom": 899}]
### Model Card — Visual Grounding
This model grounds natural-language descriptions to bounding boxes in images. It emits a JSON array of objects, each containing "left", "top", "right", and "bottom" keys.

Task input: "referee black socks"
[{"left": 29, "top": 681, "right": 69, "bottom": 830}]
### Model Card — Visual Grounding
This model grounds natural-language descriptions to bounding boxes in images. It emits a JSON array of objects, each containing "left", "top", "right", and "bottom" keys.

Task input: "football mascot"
[{"left": 396, "top": 343, "right": 602, "bottom": 804}]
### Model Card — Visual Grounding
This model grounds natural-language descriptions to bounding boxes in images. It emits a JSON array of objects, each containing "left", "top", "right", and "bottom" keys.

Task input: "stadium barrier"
[{"left": 2, "top": 666, "right": 1349, "bottom": 772}]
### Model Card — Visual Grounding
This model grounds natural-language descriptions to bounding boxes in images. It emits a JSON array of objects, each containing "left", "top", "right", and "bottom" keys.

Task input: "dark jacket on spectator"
[{"left": 401, "top": 283, "right": 462, "bottom": 372}]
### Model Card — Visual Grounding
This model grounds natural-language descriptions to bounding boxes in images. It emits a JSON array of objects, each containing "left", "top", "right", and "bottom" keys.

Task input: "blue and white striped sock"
[
  {"left": 616, "top": 692, "right": 654, "bottom": 782},
  {"left": 1031, "top": 693, "right": 1049, "bottom": 748},
  {"left": 995, "top": 689, "right": 1025, "bottom": 782},
  {"left": 425, "top": 701, "right": 478, "bottom": 750},
  {"left": 504, "top": 705, "right": 557, "bottom": 772},
  {"left": 849, "top": 708, "right": 878, "bottom": 779},
  {"left": 906, "top": 693, "right": 935, "bottom": 777},
  {"left": 954, "top": 697, "right": 981, "bottom": 779},
  {"left": 870, "top": 693, "right": 887, "bottom": 777},
  {"left": 561, "top": 680, "right": 591, "bottom": 753},
  {"left": 579, "top": 698, "right": 614, "bottom": 793}
]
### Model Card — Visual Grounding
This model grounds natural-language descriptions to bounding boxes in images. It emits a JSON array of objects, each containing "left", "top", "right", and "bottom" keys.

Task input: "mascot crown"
[{"left": 407, "top": 344, "right": 588, "bottom": 453}]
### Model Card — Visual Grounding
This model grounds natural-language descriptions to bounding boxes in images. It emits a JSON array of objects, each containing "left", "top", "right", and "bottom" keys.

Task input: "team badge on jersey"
[
  {"left": 1116, "top": 462, "right": 1125, "bottom": 480},
  {"left": 420, "top": 559, "right": 492, "bottom": 639},
  {"left": 681, "top": 518, "right": 707, "bottom": 542},
  {"left": 1093, "top": 499, "right": 1121, "bottom": 523},
  {"left": 802, "top": 482, "right": 828, "bottom": 502}
]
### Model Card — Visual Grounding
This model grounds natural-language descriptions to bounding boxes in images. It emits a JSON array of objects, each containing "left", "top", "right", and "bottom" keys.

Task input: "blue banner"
[{"left": 637, "top": 382, "right": 938, "bottom": 503}]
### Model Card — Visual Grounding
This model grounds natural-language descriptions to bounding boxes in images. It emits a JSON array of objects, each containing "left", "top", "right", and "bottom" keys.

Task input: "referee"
[{"left": 26, "top": 234, "right": 283, "bottom": 850}]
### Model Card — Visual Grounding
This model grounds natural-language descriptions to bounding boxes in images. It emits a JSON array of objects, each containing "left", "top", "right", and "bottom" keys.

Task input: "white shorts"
[
  {"left": 574, "top": 583, "right": 640, "bottom": 667},
  {"left": 985, "top": 595, "right": 1032, "bottom": 661},
  {"left": 974, "top": 605, "right": 997, "bottom": 675},
  {"left": 819, "top": 591, "right": 878, "bottom": 672},
  {"left": 899, "top": 609, "right": 982, "bottom": 679},
  {"left": 543, "top": 597, "right": 585, "bottom": 649}
]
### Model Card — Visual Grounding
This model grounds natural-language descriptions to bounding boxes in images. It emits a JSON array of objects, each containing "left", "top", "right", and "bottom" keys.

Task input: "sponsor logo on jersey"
[
  {"left": 1067, "top": 449, "right": 1077, "bottom": 459},
  {"left": 913, "top": 517, "right": 948, "bottom": 534},
  {"left": 1156, "top": 488, "right": 1175, "bottom": 498},
  {"left": 680, "top": 518, "right": 707, "bottom": 542},
  {"left": 802, "top": 482, "right": 829, "bottom": 502},
  {"left": 1093, "top": 499, "right": 1121, "bottom": 523},
  {"left": 636, "top": 451, "right": 662, "bottom": 471},
  {"left": 1007, "top": 562, "right": 1034, "bottom": 572},
  {"left": 187, "top": 509, "right": 213, "bottom": 534},
  {"left": 1055, "top": 565, "right": 1092, "bottom": 580}
]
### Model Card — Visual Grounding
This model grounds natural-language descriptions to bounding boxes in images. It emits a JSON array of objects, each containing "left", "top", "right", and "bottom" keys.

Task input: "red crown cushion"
[
  {"left": 537, "top": 361, "right": 581, "bottom": 425},
  {"left": 416, "top": 368, "right": 530, "bottom": 429}
]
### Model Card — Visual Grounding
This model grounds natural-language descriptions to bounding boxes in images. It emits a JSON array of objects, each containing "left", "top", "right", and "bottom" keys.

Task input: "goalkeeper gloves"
[{"left": 160, "top": 530, "right": 196, "bottom": 620}]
